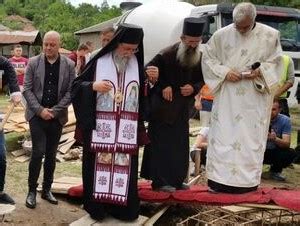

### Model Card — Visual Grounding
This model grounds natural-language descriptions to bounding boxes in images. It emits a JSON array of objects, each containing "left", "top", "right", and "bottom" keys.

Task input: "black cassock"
[
  {"left": 71, "top": 25, "right": 147, "bottom": 221},
  {"left": 141, "top": 42, "right": 204, "bottom": 189}
]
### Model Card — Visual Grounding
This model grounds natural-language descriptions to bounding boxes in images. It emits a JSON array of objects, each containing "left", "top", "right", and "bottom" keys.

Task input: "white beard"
[
  {"left": 176, "top": 42, "right": 201, "bottom": 68},
  {"left": 113, "top": 52, "right": 129, "bottom": 74}
]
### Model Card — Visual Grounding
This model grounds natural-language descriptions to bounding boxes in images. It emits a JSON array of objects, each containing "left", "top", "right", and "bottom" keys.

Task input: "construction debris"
[
  {"left": 177, "top": 206, "right": 300, "bottom": 225},
  {"left": 4, "top": 105, "right": 76, "bottom": 134},
  {"left": 13, "top": 131, "right": 81, "bottom": 163}
]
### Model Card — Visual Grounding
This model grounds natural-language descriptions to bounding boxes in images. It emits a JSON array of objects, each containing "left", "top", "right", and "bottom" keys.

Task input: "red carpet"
[
  {"left": 269, "top": 188, "right": 300, "bottom": 212},
  {"left": 68, "top": 181, "right": 300, "bottom": 212}
]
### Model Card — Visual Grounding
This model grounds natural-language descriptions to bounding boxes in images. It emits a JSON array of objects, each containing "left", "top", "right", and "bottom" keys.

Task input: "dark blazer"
[
  {"left": 23, "top": 53, "right": 75, "bottom": 125},
  {"left": 0, "top": 56, "right": 20, "bottom": 93}
]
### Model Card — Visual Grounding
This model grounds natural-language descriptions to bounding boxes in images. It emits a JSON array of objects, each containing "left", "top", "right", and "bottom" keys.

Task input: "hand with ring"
[{"left": 226, "top": 70, "right": 241, "bottom": 82}]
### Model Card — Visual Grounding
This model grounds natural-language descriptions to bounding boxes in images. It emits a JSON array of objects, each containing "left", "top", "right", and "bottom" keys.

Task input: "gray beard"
[
  {"left": 176, "top": 42, "right": 201, "bottom": 68},
  {"left": 113, "top": 52, "right": 129, "bottom": 74}
]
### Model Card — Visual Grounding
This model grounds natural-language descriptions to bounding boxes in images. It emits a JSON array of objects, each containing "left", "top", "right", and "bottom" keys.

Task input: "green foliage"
[
  {"left": 1, "top": 20, "right": 23, "bottom": 30},
  {"left": 0, "top": 0, "right": 121, "bottom": 50},
  {"left": 3, "top": 0, "right": 23, "bottom": 15}
]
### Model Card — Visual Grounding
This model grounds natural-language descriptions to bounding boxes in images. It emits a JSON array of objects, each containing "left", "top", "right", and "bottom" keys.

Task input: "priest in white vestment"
[{"left": 201, "top": 2, "right": 283, "bottom": 193}]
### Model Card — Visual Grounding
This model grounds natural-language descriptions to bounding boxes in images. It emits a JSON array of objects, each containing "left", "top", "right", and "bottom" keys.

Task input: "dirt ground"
[{"left": 2, "top": 155, "right": 85, "bottom": 225}]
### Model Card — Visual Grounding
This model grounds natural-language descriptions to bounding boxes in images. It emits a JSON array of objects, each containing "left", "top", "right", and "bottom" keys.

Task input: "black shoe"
[
  {"left": 177, "top": 183, "right": 190, "bottom": 190},
  {"left": 41, "top": 191, "right": 58, "bottom": 205},
  {"left": 155, "top": 185, "right": 176, "bottom": 193},
  {"left": 0, "top": 193, "right": 15, "bottom": 205},
  {"left": 25, "top": 191, "right": 36, "bottom": 209},
  {"left": 270, "top": 172, "right": 286, "bottom": 182}
]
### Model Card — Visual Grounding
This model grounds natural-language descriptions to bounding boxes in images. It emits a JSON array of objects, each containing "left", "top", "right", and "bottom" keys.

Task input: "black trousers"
[
  {"left": 28, "top": 116, "right": 62, "bottom": 191},
  {"left": 264, "top": 147, "right": 297, "bottom": 173}
]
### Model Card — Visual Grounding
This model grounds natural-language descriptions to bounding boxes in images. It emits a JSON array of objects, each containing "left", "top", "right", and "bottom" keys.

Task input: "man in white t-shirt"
[{"left": 190, "top": 127, "right": 209, "bottom": 175}]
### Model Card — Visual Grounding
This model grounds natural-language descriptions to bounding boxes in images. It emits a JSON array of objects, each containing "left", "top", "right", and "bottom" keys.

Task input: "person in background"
[
  {"left": 0, "top": 56, "right": 21, "bottom": 204},
  {"left": 262, "top": 99, "right": 298, "bottom": 181},
  {"left": 89, "top": 27, "right": 115, "bottom": 60},
  {"left": 9, "top": 44, "right": 29, "bottom": 90},
  {"left": 194, "top": 84, "right": 213, "bottom": 127},
  {"left": 85, "top": 41, "right": 94, "bottom": 64},
  {"left": 140, "top": 17, "right": 205, "bottom": 192},
  {"left": 68, "top": 43, "right": 90, "bottom": 75},
  {"left": 201, "top": 2, "right": 283, "bottom": 193},
  {"left": 190, "top": 126, "right": 209, "bottom": 176},
  {"left": 23, "top": 31, "right": 75, "bottom": 209},
  {"left": 274, "top": 54, "right": 295, "bottom": 117}
]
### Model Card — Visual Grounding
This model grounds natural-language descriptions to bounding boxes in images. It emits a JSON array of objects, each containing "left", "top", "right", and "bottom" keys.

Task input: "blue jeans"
[{"left": 0, "top": 131, "right": 6, "bottom": 192}]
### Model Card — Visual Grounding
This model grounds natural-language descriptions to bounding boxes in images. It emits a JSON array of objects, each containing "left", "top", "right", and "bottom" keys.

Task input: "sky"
[{"left": 68, "top": 0, "right": 148, "bottom": 7}]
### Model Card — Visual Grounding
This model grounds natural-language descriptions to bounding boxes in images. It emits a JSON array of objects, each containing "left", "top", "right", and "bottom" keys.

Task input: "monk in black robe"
[
  {"left": 71, "top": 24, "right": 148, "bottom": 221},
  {"left": 141, "top": 17, "right": 205, "bottom": 192}
]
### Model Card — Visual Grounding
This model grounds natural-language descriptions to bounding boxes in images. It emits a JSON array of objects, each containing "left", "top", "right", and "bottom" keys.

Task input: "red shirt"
[{"left": 9, "top": 56, "right": 28, "bottom": 86}]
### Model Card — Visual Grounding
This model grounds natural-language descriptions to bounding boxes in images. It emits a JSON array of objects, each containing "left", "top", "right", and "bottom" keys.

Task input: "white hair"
[{"left": 233, "top": 2, "right": 256, "bottom": 24}]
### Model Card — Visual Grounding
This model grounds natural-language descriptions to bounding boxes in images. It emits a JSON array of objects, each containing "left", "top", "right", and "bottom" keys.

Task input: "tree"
[
  {"left": 0, "top": 0, "right": 122, "bottom": 50},
  {"left": 3, "top": 0, "right": 23, "bottom": 15}
]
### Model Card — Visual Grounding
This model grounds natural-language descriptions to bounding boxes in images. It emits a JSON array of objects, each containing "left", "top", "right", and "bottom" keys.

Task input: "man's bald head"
[{"left": 43, "top": 31, "right": 61, "bottom": 60}]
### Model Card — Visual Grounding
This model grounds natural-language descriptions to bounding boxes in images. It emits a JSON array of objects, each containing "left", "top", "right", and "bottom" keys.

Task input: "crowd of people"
[{"left": 0, "top": 1, "right": 299, "bottom": 223}]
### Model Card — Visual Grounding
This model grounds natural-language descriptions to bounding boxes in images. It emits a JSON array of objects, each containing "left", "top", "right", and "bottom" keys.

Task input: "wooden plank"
[
  {"left": 53, "top": 176, "right": 82, "bottom": 185},
  {"left": 187, "top": 174, "right": 201, "bottom": 186},
  {"left": 16, "top": 123, "right": 29, "bottom": 130},
  {"left": 14, "top": 155, "right": 30, "bottom": 162},
  {"left": 237, "top": 203, "right": 288, "bottom": 210},
  {"left": 13, "top": 128, "right": 27, "bottom": 133},
  {"left": 8, "top": 114, "right": 26, "bottom": 123},
  {"left": 62, "top": 125, "right": 76, "bottom": 135},
  {"left": 56, "top": 154, "right": 65, "bottom": 163},
  {"left": 221, "top": 205, "right": 253, "bottom": 213},
  {"left": 11, "top": 149, "right": 26, "bottom": 157},
  {"left": 70, "top": 214, "right": 149, "bottom": 226},
  {"left": 0, "top": 103, "right": 14, "bottom": 131},
  {"left": 0, "top": 204, "right": 15, "bottom": 215},
  {"left": 70, "top": 214, "right": 97, "bottom": 226},
  {"left": 144, "top": 206, "right": 169, "bottom": 226},
  {"left": 49, "top": 182, "right": 76, "bottom": 194},
  {"left": 58, "top": 139, "right": 76, "bottom": 154},
  {"left": 59, "top": 131, "right": 75, "bottom": 143}
]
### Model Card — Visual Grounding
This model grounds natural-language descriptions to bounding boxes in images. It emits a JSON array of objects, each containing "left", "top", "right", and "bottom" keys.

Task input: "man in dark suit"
[
  {"left": 23, "top": 31, "right": 75, "bottom": 209},
  {"left": 0, "top": 56, "right": 21, "bottom": 205}
]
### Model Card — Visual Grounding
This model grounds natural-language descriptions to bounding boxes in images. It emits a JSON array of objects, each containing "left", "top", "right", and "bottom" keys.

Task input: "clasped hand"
[
  {"left": 40, "top": 108, "right": 54, "bottom": 120},
  {"left": 163, "top": 84, "right": 194, "bottom": 102},
  {"left": 226, "top": 68, "right": 262, "bottom": 82},
  {"left": 93, "top": 81, "right": 112, "bottom": 93},
  {"left": 145, "top": 66, "right": 159, "bottom": 84}
]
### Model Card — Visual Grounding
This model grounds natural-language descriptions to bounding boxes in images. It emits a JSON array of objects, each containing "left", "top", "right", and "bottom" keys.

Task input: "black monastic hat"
[
  {"left": 79, "top": 22, "right": 144, "bottom": 78},
  {"left": 118, "top": 23, "right": 144, "bottom": 44},
  {"left": 182, "top": 17, "right": 205, "bottom": 37}
]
